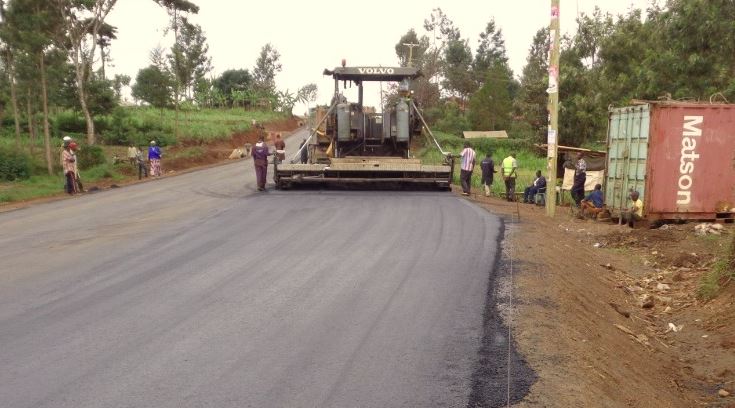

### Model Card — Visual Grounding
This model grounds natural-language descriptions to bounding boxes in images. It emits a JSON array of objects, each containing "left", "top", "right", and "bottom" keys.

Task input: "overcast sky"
[{"left": 107, "top": 0, "right": 653, "bottom": 113}]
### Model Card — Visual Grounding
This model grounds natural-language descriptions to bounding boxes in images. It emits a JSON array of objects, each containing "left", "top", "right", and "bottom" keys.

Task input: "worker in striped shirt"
[{"left": 459, "top": 142, "right": 476, "bottom": 196}]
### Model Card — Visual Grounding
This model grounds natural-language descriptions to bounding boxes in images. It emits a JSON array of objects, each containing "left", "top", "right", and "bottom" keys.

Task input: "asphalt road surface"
[{"left": 0, "top": 129, "right": 507, "bottom": 408}]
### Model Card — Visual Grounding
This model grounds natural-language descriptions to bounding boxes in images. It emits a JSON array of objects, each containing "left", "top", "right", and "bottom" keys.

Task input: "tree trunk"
[
  {"left": 100, "top": 45, "right": 106, "bottom": 79},
  {"left": 173, "top": 8, "right": 180, "bottom": 139},
  {"left": 39, "top": 52, "right": 53, "bottom": 176},
  {"left": 26, "top": 89, "right": 36, "bottom": 156},
  {"left": 8, "top": 70, "right": 21, "bottom": 149},
  {"left": 73, "top": 48, "right": 96, "bottom": 145},
  {"left": 174, "top": 88, "right": 180, "bottom": 138}
]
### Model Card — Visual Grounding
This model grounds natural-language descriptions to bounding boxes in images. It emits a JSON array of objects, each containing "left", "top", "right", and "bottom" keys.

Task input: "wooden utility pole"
[
  {"left": 546, "top": 0, "right": 561, "bottom": 217},
  {"left": 402, "top": 42, "right": 419, "bottom": 67}
]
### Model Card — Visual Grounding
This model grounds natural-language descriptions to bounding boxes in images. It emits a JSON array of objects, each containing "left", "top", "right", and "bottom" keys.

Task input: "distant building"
[{"left": 462, "top": 130, "right": 508, "bottom": 139}]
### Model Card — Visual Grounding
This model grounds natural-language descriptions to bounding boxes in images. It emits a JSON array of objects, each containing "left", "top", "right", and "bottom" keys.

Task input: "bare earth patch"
[{"left": 457, "top": 188, "right": 734, "bottom": 407}]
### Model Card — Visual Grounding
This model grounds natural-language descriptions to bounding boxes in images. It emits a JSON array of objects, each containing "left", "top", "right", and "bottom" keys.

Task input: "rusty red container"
[{"left": 606, "top": 102, "right": 735, "bottom": 220}]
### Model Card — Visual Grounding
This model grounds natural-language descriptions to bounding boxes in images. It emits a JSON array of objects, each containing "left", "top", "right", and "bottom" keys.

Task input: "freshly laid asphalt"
[{"left": 0, "top": 129, "right": 528, "bottom": 407}]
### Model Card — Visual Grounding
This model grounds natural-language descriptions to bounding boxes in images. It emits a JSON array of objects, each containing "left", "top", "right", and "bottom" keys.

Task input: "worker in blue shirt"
[
  {"left": 148, "top": 141, "right": 163, "bottom": 177},
  {"left": 581, "top": 184, "right": 605, "bottom": 217}
]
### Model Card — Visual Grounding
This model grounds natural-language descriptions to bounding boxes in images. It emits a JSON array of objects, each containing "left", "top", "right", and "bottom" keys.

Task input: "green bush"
[
  {"left": 139, "top": 130, "right": 174, "bottom": 147},
  {"left": 76, "top": 144, "right": 106, "bottom": 170},
  {"left": 54, "top": 111, "right": 87, "bottom": 134},
  {"left": 0, "top": 148, "right": 32, "bottom": 181}
]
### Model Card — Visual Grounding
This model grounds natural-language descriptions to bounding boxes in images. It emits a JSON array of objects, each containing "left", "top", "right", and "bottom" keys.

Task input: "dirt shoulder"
[{"left": 458, "top": 188, "right": 734, "bottom": 407}]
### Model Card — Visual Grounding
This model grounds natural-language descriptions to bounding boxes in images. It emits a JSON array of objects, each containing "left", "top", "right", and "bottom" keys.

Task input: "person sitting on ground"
[
  {"left": 622, "top": 190, "right": 644, "bottom": 228},
  {"left": 523, "top": 170, "right": 547, "bottom": 204},
  {"left": 580, "top": 184, "right": 605, "bottom": 218}
]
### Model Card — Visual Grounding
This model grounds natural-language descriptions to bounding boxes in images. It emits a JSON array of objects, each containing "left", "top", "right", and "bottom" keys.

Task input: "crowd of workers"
[
  {"left": 60, "top": 132, "right": 645, "bottom": 227},
  {"left": 61, "top": 137, "right": 164, "bottom": 195},
  {"left": 457, "top": 143, "right": 644, "bottom": 227}
]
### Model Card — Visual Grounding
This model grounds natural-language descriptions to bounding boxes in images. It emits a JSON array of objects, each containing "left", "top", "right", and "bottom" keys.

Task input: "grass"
[
  {"left": 698, "top": 235, "right": 735, "bottom": 300},
  {"left": 418, "top": 131, "right": 547, "bottom": 196},
  {"left": 0, "top": 162, "right": 125, "bottom": 203},
  {"left": 0, "top": 107, "right": 290, "bottom": 203},
  {"left": 127, "top": 107, "right": 286, "bottom": 142}
]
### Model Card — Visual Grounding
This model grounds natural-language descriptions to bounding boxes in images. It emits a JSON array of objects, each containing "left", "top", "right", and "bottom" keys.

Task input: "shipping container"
[{"left": 606, "top": 102, "right": 735, "bottom": 221}]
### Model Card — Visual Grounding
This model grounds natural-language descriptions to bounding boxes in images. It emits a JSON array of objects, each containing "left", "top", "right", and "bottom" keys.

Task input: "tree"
[
  {"left": 0, "top": 1, "right": 22, "bottom": 148},
  {"left": 4, "top": 0, "right": 63, "bottom": 174},
  {"left": 297, "top": 83, "right": 317, "bottom": 105},
  {"left": 152, "top": 0, "right": 199, "bottom": 138},
  {"left": 168, "top": 18, "right": 211, "bottom": 100},
  {"left": 132, "top": 65, "right": 172, "bottom": 109},
  {"left": 214, "top": 69, "right": 252, "bottom": 107},
  {"left": 442, "top": 38, "right": 475, "bottom": 107},
  {"left": 467, "top": 18, "right": 516, "bottom": 132},
  {"left": 276, "top": 89, "right": 296, "bottom": 114},
  {"left": 95, "top": 22, "right": 117, "bottom": 79},
  {"left": 473, "top": 19, "right": 509, "bottom": 85},
  {"left": 297, "top": 82, "right": 318, "bottom": 123},
  {"left": 422, "top": 8, "right": 459, "bottom": 103},
  {"left": 252, "top": 43, "right": 282, "bottom": 96},
  {"left": 54, "top": 0, "right": 118, "bottom": 145},
  {"left": 112, "top": 73, "right": 130, "bottom": 101},
  {"left": 516, "top": 27, "right": 550, "bottom": 142},
  {"left": 468, "top": 64, "right": 512, "bottom": 131}
]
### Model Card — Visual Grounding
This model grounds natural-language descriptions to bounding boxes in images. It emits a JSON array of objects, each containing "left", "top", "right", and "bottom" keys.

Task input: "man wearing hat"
[
  {"left": 148, "top": 140, "right": 162, "bottom": 177},
  {"left": 250, "top": 134, "right": 270, "bottom": 191},
  {"left": 61, "top": 138, "right": 77, "bottom": 194}
]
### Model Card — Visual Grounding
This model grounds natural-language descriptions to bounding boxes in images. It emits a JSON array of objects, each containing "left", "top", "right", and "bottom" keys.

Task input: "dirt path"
[{"left": 456, "top": 188, "right": 734, "bottom": 407}]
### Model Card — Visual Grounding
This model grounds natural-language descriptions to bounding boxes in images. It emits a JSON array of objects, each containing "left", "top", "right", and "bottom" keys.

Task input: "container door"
[{"left": 606, "top": 105, "right": 650, "bottom": 214}]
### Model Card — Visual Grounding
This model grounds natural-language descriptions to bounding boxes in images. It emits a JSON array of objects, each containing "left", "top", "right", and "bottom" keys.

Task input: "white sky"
[{"left": 107, "top": 0, "right": 653, "bottom": 114}]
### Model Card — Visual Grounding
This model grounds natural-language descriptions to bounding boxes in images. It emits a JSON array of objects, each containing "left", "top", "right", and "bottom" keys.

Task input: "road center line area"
[{"left": 0, "top": 157, "right": 533, "bottom": 407}]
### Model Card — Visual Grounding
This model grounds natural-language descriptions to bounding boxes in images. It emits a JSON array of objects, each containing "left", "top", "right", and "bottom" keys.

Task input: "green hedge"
[
  {"left": 0, "top": 148, "right": 32, "bottom": 181},
  {"left": 76, "top": 145, "right": 106, "bottom": 170}
]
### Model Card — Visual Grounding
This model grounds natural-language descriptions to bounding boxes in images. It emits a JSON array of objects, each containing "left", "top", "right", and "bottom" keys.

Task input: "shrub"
[
  {"left": 76, "top": 144, "right": 106, "bottom": 170},
  {"left": 142, "top": 130, "right": 174, "bottom": 147},
  {"left": 0, "top": 148, "right": 32, "bottom": 181},
  {"left": 54, "top": 111, "right": 87, "bottom": 134}
]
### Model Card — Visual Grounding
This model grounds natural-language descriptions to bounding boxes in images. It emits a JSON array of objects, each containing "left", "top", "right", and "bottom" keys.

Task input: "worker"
[
  {"left": 127, "top": 143, "right": 138, "bottom": 165},
  {"left": 69, "top": 141, "right": 84, "bottom": 192},
  {"left": 136, "top": 146, "right": 148, "bottom": 179},
  {"left": 148, "top": 141, "right": 162, "bottom": 177},
  {"left": 580, "top": 184, "right": 605, "bottom": 218},
  {"left": 622, "top": 190, "right": 644, "bottom": 228},
  {"left": 480, "top": 152, "right": 496, "bottom": 197},
  {"left": 501, "top": 152, "right": 518, "bottom": 202},
  {"left": 61, "top": 139, "right": 77, "bottom": 195},
  {"left": 571, "top": 153, "right": 587, "bottom": 206},
  {"left": 251, "top": 134, "right": 270, "bottom": 191},
  {"left": 458, "top": 141, "right": 476, "bottom": 196},
  {"left": 299, "top": 138, "right": 308, "bottom": 164},
  {"left": 522, "top": 170, "right": 547, "bottom": 204},
  {"left": 274, "top": 134, "right": 286, "bottom": 163}
]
